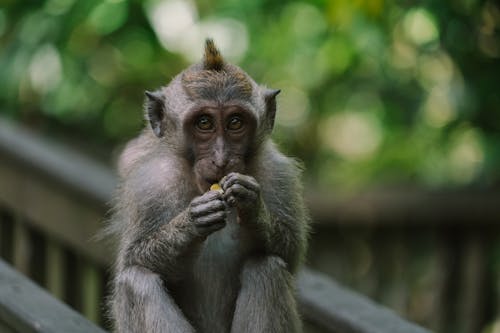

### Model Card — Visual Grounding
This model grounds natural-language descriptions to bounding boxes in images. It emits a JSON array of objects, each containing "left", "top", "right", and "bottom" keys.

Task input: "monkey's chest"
[
  {"left": 195, "top": 210, "right": 247, "bottom": 289},
  {"left": 182, "top": 212, "right": 250, "bottom": 331}
]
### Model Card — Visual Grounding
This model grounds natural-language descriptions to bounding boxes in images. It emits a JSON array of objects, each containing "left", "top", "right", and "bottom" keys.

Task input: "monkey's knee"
[
  {"left": 240, "top": 255, "right": 292, "bottom": 287},
  {"left": 112, "top": 266, "right": 162, "bottom": 329},
  {"left": 233, "top": 256, "right": 302, "bottom": 333},
  {"left": 239, "top": 255, "right": 298, "bottom": 305},
  {"left": 115, "top": 265, "right": 163, "bottom": 300},
  {"left": 113, "top": 266, "right": 195, "bottom": 333}
]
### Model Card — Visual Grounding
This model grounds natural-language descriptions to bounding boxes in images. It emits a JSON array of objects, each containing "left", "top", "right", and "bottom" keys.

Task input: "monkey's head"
[{"left": 145, "top": 39, "right": 280, "bottom": 193}]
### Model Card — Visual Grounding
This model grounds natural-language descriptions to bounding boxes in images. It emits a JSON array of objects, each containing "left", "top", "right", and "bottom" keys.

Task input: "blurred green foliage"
[{"left": 0, "top": 0, "right": 499, "bottom": 190}]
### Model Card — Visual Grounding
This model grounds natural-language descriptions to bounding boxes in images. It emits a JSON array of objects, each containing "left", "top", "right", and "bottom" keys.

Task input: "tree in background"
[{"left": 0, "top": 0, "right": 499, "bottom": 189}]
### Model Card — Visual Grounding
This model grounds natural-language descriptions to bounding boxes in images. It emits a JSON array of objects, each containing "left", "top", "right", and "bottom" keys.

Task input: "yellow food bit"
[{"left": 210, "top": 183, "right": 222, "bottom": 192}]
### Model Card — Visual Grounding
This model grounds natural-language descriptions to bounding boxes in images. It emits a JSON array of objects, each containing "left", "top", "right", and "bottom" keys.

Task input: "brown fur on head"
[
  {"left": 182, "top": 39, "right": 253, "bottom": 102},
  {"left": 203, "top": 38, "right": 224, "bottom": 71}
]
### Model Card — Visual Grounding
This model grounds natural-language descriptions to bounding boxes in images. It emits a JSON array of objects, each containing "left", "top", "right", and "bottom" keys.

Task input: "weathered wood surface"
[
  {"left": 0, "top": 118, "right": 112, "bottom": 265},
  {"left": 0, "top": 157, "right": 109, "bottom": 265},
  {"left": 307, "top": 189, "right": 500, "bottom": 226},
  {"left": 0, "top": 259, "right": 106, "bottom": 333},
  {"left": 297, "top": 268, "right": 432, "bottom": 333},
  {"left": 0, "top": 117, "right": 116, "bottom": 206}
]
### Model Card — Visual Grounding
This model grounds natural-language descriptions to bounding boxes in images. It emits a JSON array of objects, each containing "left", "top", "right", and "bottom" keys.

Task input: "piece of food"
[{"left": 210, "top": 183, "right": 222, "bottom": 192}]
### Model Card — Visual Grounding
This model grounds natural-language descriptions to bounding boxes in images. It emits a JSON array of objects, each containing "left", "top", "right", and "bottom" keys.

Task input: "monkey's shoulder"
[
  {"left": 257, "top": 143, "right": 303, "bottom": 186},
  {"left": 117, "top": 133, "right": 152, "bottom": 178},
  {"left": 117, "top": 146, "right": 195, "bottom": 212}
]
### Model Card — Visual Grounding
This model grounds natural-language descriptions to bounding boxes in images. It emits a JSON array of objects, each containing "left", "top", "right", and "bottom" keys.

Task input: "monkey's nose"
[{"left": 212, "top": 158, "right": 228, "bottom": 169}]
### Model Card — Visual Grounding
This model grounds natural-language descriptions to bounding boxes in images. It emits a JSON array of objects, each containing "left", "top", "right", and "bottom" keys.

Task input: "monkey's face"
[{"left": 185, "top": 104, "right": 256, "bottom": 193}]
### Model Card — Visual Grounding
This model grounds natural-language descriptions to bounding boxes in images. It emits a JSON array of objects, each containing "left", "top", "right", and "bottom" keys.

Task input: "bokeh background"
[{"left": 1, "top": 0, "right": 500, "bottom": 332}]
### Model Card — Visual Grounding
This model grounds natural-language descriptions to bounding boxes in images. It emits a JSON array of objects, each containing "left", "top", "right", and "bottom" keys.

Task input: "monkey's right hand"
[{"left": 188, "top": 191, "right": 227, "bottom": 238}]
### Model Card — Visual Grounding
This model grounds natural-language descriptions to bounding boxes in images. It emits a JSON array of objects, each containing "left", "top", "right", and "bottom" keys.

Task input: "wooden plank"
[
  {"left": 0, "top": 211, "right": 14, "bottom": 264},
  {"left": 46, "top": 239, "right": 65, "bottom": 299},
  {"left": 307, "top": 189, "right": 500, "bottom": 226},
  {"left": 12, "top": 218, "right": 30, "bottom": 276},
  {"left": 0, "top": 118, "right": 115, "bottom": 206},
  {"left": 0, "top": 259, "right": 106, "bottom": 333},
  {"left": 459, "top": 232, "right": 487, "bottom": 333},
  {"left": 296, "top": 268, "right": 432, "bottom": 333},
  {"left": 0, "top": 321, "right": 16, "bottom": 333},
  {"left": 81, "top": 260, "right": 101, "bottom": 323},
  {"left": 0, "top": 159, "right": 108, "bottom": 266}
]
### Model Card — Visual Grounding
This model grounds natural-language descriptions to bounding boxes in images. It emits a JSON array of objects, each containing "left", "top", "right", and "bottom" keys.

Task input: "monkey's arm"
[
  {"left": 122, "top": 190, "right": 227, "bottom": 279},
  {"left": 111, "top": 204, "right": 198, "bottom": 332},
  {"left": 222, "top": 170, "right": 307, "bottom": 333},
  {"left": 111, "top": 190, "right": 226, "bottom": 332},
  {"left": 123, "top": 211, "right": 196, "bottom": 278},
  {"left": 261, "top": 186, "right": 309, "bottom": 274},
  {"left": 222, "top": 170, "right": 309, "bottom": 273},
  {"left": 256, "top": 181, "right": 309, "bottom": 273}
]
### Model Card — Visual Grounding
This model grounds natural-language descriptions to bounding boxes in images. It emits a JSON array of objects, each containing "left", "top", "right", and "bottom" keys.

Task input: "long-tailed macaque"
[{"left": 108, "top": 39, "right": 309, "bottom": 333}]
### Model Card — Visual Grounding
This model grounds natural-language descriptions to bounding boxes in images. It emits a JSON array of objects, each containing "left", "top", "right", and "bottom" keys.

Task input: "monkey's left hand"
[{"left": 220, "top": 172, "right": 262, "bottom": 216}]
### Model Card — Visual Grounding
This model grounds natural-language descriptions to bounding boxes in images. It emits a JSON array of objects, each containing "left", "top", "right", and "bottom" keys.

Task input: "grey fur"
[{"left": 108, "top": 41, "right": 309, "bottom": 333}]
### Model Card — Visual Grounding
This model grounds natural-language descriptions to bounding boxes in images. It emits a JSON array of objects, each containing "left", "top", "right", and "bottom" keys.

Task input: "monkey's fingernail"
[{"left": 228, "top": 197, "right": 236, "bottom": 206}]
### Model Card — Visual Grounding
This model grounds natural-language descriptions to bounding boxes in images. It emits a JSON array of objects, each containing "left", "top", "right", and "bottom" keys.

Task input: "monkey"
[{"left": 107, "top": 39, "right": 310, "bottom": 333}]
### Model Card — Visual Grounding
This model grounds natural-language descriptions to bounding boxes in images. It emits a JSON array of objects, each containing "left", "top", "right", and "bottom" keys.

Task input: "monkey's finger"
[
  {"left": 222, "top": 184, "right": 260, "bottom": 202},
  {"left": 223, "top": 184, "right": 258, "bottom": 203},
  {"left": 221, "top": 172, "right": 254, "bottom": 188},
  {"left": 195, "top": 220, "right": 226, "bottom": 237},
  {"left": 221, "top": 173, "right": 259, "bottom": 193},
  {"left": 190, "top": 199, "right": 226, "bottom": 218},
  {"left": 226, "top": 195, "right": 237, "bottom": 207},
  {"left": 194, "top": 211, "right": 227, "bottom": 226},
  {"left": 224, "top": 194, "right": 256, "bottom": 209},
  {"left": 191, "top": 191, "right": 223, "bottom": 206}
]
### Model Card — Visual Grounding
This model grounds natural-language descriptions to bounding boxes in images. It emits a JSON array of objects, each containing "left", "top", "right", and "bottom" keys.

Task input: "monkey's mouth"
[{"left": 204, "top": 177, "right": 221, "bottom": 188}]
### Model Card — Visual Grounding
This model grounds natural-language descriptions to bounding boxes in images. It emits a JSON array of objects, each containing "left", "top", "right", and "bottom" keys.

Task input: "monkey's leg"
[
  {"left": 230, "top": 256, "right": 302, "bottom": 333},
  {"left": 113, "top": 265, "right": 195, "bottom": 333}
]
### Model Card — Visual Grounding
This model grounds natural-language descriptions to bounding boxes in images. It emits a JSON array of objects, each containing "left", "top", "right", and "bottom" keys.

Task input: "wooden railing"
[
  {"left": 306, "top": 190, "right": 500, "bottom": 333},
  {"left": 0, "top": 117, "right": 434, "bottom": 332},
  {"left": 0, "top": 258, "right": 105, "bottom": 333}
]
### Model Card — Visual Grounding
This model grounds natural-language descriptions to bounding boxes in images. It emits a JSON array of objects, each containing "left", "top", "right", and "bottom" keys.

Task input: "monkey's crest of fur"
[
  {"left": 181, "top": 39, "right": 253, "bottom": 101},
  {"left": 203, "top": 38, "right": 224, "bottom": 71}
]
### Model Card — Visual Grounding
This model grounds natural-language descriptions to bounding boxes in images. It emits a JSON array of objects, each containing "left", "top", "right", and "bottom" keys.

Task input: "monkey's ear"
[
  {"left": 264, "top": 89, "right": 281, "bottom": 131},
  {"left": 145, "top": 90, "right": 166, "bottom": 137}
]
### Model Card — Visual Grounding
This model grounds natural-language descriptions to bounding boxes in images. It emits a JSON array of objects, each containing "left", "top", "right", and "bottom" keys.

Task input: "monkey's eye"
[
  {"left": 227, "top": 116, "right": 243, "bottom": 131},
  {"left": 196, "top": 115, "right": 214, "bottom": 131}
]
